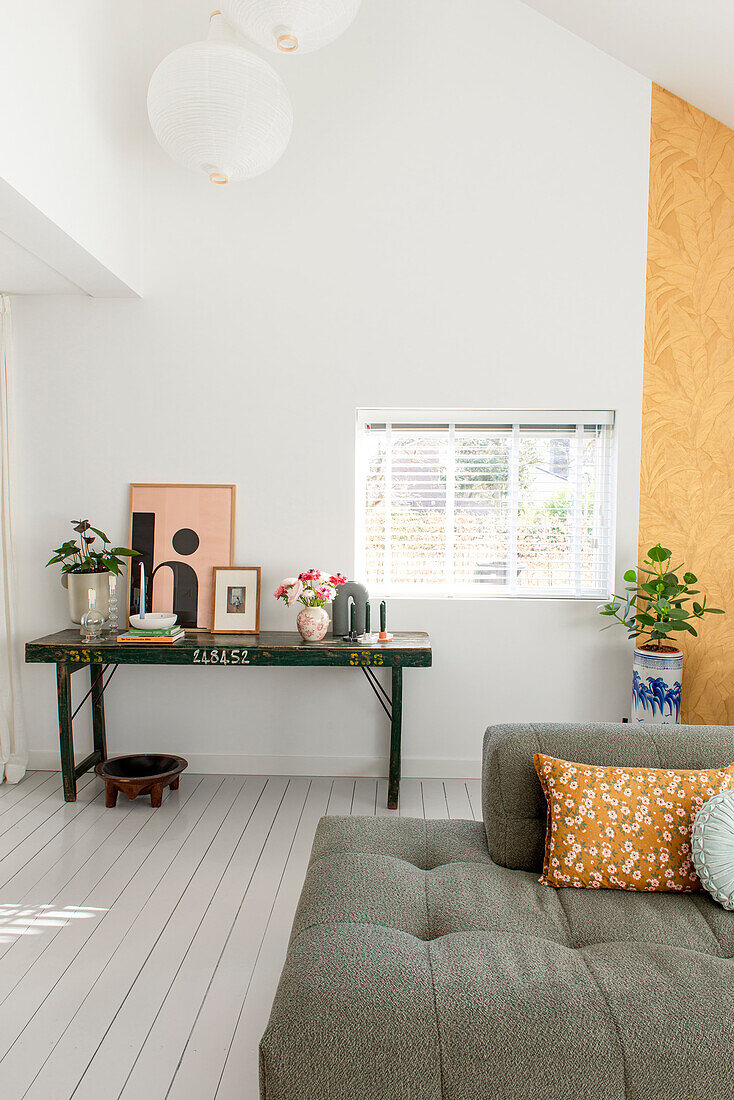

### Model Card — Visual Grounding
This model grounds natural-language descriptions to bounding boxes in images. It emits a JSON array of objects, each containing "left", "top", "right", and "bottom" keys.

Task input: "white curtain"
[{"left": 0, "top": 295, "right": 27, "bottom": 782}]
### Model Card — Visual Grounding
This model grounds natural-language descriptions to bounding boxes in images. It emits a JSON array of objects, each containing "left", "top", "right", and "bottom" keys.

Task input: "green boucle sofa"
[{"left": 260, "top": 723, "right": 734, "bottom": 1099}]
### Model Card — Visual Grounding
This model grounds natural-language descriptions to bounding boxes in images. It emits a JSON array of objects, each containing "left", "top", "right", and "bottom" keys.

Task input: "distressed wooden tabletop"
[{"left": 25, "top": 629, "right": 433, "bottom": 668}]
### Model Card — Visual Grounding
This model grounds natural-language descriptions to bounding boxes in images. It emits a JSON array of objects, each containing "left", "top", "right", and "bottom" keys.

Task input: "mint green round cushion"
[{"left": 692, "top": 789, "right": 734, "bottom": 910}]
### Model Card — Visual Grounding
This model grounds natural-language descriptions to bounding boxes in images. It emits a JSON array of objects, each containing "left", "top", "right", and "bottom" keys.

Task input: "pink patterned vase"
[{"left": 296, "top": 606, "right": 329, "bottom": 642}]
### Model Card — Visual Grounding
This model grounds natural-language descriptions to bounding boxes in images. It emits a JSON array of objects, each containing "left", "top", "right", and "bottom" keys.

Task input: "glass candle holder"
[{"left": 107, "top": 573, "right": 119, "bottom": 636}]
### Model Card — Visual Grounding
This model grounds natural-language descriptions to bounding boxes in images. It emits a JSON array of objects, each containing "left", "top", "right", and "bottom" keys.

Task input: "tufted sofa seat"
[{"left": 260, "top": 724, "right": 734, "bottom": 1099}]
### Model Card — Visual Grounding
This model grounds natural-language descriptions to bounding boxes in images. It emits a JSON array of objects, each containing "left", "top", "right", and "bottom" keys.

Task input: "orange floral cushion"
[{"left": 534, "top": 753, "right": 734, "bottom": 892}]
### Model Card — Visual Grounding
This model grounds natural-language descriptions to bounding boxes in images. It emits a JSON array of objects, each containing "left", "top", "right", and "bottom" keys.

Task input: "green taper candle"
[
  {"left": 380, "top": 601, "right": 386, "bottom": 632},
  {"left": 365, "top": 602, "right": 371, "bottom": 633}
]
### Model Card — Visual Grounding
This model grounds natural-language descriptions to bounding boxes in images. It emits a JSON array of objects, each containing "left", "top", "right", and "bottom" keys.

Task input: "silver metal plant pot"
[{"left": 62, "top": 571, "right": 111, "bottom": 624}]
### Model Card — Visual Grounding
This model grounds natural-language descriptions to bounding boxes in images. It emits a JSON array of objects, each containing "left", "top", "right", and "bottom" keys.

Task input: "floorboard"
[
  {"left": 398, "top": 778, "right": 423, "bottom": 817},
  {"left": 0, "top": 767, "right": 479, "bottom": 1099},
  {"left": 0, "top": 772, "right": 55, "bottom": 808},
  {"left": 444, "top": 779, "right": 473, "bottom": 819},
  {"left": 466, "top": 779, "right": 482, "bottom": 821},
  {"left": 0, "top": 774, "right": 80, "bottom": 840},
  {"left": 351, "top": 777, "right": 377, "bottom": 815},
  {"left": 325, "top": 778, "right": 354, "bottom": 815},
  {"left": 0, "top": 777, "right": 103, "bottom": 897},
  {"left": 421, "top": 779, "right": 449, "bottom": 819}
]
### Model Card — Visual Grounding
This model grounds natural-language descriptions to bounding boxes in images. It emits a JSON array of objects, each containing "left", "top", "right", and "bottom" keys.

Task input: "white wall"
[{"left": 12, "top": 0, "right": 652, "bottom": 777}]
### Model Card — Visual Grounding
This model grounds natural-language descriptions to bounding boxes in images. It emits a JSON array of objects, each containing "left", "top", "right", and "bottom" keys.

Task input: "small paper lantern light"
[
  {"left": 221, "top": 0, "right": 362, "bottom": 54},
  {"left": 147, "top": 12, "right": 293, "bottom": 184}
]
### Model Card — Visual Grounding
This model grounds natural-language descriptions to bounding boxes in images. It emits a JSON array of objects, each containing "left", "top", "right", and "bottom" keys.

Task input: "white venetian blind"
[{"left": 355, "top": 409, "right": 616, "bottom": 598}]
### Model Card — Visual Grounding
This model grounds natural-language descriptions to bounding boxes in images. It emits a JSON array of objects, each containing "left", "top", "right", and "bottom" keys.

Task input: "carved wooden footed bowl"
[{"left": 95, "top": 753, "right": 188, "bottom": 808}]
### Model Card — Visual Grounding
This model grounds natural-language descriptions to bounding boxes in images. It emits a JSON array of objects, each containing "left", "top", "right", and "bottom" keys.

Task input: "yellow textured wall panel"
[{"left": 640, "top": 85, "right": 734, "bottom": 723}]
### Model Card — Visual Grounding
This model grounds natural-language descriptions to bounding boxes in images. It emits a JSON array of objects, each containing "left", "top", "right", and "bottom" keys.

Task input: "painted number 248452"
[{"left": 192, "top": 649, "right": 249, "bottom": 665}]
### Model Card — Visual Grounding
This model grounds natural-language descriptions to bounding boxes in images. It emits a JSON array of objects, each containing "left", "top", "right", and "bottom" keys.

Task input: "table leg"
[
  {"left": 56, "top": 663, "right": 76, "bottom": 802},
  {"left": 90, "top": 663, "right": 108, "bottom": 761},
  {"left": 387, "top": 667, "right": 403, "bottom": 809}
]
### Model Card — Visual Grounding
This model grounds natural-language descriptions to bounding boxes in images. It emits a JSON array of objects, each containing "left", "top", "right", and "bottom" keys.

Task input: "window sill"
[{"left": 364, "top": 591, "right": 606, "bottom": 602}]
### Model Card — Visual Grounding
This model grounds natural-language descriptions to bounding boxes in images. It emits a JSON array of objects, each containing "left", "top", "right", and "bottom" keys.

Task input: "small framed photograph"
[{"left": 211, "top": 567, "right": 261, "bottom": 634}]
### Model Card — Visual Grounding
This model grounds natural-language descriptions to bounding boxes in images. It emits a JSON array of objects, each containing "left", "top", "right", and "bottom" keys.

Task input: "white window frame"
[{"left": 354, "top": 408, "right": 617, "bottom": 600}]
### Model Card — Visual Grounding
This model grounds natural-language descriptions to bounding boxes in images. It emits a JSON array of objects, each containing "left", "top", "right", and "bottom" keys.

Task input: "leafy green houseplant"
[
  {"left": 600, "top": 544, "right": 724, "bottom": 724},
  {"left": 46, "top": 519, "right": 138, "bottom": 576},
  {"left": 46, "top": 519, "right": 138, "bottom": 625},
  {"left": 599, "top": 543, "right": 723, "bottom": 650}
]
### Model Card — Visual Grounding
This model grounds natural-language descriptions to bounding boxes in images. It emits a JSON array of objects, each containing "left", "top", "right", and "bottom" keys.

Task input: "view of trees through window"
[{"left": 359, "top": 416, "right": 615, "bottom": 597}]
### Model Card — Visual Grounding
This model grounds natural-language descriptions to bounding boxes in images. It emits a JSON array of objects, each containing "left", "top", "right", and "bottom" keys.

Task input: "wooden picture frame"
[
  {"left": 127, "top": 483, "right": 236, "bottom": 631},
  {"left": 211, "top": 566, "right": 261, "bottom": 634}
]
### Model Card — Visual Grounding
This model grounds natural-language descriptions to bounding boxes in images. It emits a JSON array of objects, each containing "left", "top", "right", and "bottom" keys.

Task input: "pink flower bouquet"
[{"left": 274, "top": 570, "right": 347, "bottom": 609}]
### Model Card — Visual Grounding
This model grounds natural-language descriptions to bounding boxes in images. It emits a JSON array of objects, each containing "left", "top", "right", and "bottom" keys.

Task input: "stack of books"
[{"left": 117, "top": 625, "right": 185, "bottom": 644}]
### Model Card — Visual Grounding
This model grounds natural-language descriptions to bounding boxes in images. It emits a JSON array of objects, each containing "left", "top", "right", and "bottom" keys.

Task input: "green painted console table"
[{"left": 25, "top": 630, "right": 432, "bottom": 809}]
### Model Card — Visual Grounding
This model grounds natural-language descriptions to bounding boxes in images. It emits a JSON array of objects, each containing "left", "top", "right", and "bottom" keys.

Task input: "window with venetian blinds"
[{"left": 355, "top": 409, "right": 616, "bottom": 598}]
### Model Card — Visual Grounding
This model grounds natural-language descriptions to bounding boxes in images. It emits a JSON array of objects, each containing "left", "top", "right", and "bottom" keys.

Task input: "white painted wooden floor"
[{"left": 0, "top": 770, "right": 482, "bottom": 1100}]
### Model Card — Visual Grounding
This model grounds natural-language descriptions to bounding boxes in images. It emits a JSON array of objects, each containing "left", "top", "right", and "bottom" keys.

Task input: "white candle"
[{"left": 139, "top": 562, "right": 146, "bottom": 619}]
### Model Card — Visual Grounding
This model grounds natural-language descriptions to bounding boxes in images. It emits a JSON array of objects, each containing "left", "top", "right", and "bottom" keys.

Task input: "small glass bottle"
[{"left": 80, "top": 588, "right": 104, "bottom": 642}]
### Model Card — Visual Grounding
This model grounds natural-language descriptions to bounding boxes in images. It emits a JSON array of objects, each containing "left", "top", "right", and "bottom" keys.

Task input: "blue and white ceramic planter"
[{"left": 631, "top": 647, "right": 683, "bottom": 724}]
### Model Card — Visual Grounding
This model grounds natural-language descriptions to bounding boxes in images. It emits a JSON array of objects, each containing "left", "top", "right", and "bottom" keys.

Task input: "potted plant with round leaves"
[
  {"left": 46, "top": 519, "right": 139, "bottom": 624},
  {"left": 599, "top": 543, "right": 724, "bottom": 724}
]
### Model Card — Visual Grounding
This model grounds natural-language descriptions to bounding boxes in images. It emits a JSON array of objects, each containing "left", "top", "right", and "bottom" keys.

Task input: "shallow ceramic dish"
[{"left": 129, "top": 613, "right": 178, "bottom": 631}]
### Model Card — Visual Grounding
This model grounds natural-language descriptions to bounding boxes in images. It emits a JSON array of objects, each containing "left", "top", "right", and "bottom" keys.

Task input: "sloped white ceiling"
[
  {"left": 519, "top": 0, "right": 734, "bottom": 129},
  {"left": 0, "top": 231, "right": 82, "bottom": 295}
]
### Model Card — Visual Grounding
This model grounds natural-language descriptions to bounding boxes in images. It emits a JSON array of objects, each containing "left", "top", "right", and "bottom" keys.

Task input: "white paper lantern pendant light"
[
  {"left": 147, "top": 11, "right": 293, "bottom": 184},
  {"left": 221, "top": 0, "right": 362, "bottom": 54}
]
